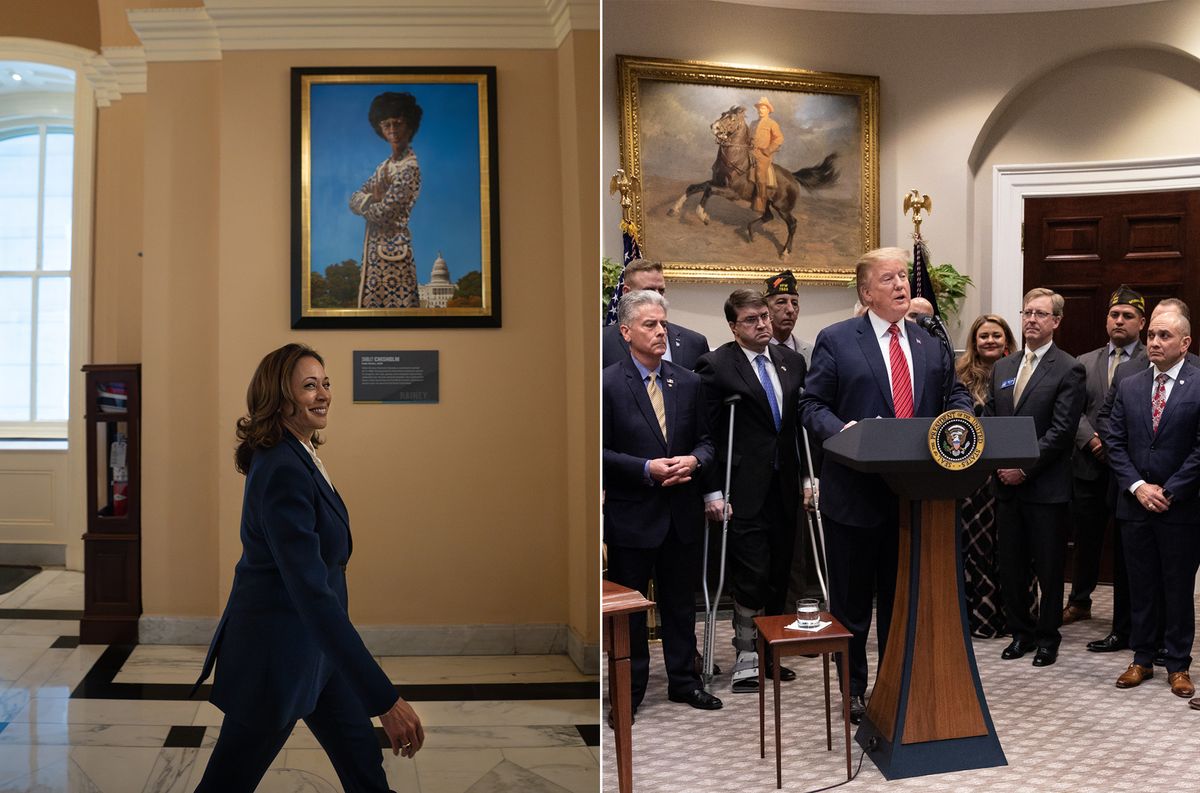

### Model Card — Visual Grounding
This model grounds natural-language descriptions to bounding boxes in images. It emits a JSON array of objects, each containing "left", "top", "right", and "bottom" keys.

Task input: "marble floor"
[{"left": 0, "top": 570, "right": 599, "bottom": 792}]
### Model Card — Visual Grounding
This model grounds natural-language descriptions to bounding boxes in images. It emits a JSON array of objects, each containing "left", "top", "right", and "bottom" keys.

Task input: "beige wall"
[
  {"left": 604, "top": 0, "right": 1200, "bottom": 346},
  {"left": 111, "top": 42, "right": 601, "bottom": 640},
  {"left": 3, "top": 3, "right": 598, "bottom": 658},
  {"left": 557, "top": 30, "right": 602, "bottom": 653},
  {"left": 0, "top": 0, "right": 100, "bottom": 51}
]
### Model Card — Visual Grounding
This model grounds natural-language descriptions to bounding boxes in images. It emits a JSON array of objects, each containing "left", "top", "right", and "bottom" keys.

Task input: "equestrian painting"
[{"left": 617, "top": 56, "right": 878, "bottom": 282}]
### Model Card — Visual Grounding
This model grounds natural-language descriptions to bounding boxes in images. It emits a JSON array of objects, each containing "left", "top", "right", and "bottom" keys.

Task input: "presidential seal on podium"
[{"left": 928, "top": 409, "right": 984, "bottom": 471}]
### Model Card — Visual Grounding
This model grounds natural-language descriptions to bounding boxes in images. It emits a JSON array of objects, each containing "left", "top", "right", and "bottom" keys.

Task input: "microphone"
[
  {"left": 724, "top": 394, "right": 742, "bottom": 406},
  {"left": 915, "top": 313, "right": 955, "bottom": 411}
]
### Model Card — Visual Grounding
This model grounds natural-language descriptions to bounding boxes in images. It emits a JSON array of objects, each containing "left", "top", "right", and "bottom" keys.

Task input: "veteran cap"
[
  {"left": 765, "top": 270, "right": 798, "bottom": 297},
  {"left": 1108, "top": 284, "right": 1146, "bottom": 315}
]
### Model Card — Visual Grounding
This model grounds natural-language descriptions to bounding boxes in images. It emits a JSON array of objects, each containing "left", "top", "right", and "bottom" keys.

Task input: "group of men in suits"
[{"left": 603, "top": 251, "right": 1200, "bottom": 724}]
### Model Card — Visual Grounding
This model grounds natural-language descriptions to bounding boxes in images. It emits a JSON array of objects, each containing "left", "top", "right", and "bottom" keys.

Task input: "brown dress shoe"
[
  {"left": 1116, "top": 663, "right": 1154, "bottom": 688},
  {"left": 1170, "top": 671, "right": 1195, "bottom": 698},
  {"left": 1062, "top": 605, "right": 1092, "bottom": 625}
]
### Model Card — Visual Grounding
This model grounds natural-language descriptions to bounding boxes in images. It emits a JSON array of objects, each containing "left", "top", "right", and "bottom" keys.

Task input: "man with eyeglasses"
[
  {"left": 603, "top": 259, "right": 710, "bottom": 370},
  {"left": 989, "top": 288, "right": 1086, "bottom": 668},
  {"left": 696, "top": 288, "right": 809, "bottom": 693},
  {"left": 798, "top": 247, "right": 972, "bottom": 723},
  {"left": 1063, "top": 286, "right": 1146, "bottom": 652}
]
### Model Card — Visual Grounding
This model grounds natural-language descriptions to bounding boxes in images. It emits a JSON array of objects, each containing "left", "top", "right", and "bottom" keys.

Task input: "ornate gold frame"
[{"left": 616, "top": 55, "right": 879, "bottom": 286}]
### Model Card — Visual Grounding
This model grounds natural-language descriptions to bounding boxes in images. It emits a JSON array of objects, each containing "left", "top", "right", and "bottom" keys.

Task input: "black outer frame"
[{"left": 290, "top": 65, "right": 502, "bottom": 329}]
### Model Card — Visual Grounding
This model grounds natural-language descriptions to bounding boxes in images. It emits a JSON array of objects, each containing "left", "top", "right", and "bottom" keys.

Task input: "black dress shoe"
[
  {"left": 668, "top": 687, "right": 724, "bottom": 710},
  {"left": 848, "top": 694, "right": 866, "bottom": 725},
  {"left": 1086, "top": 633, "right": 1128, "bottom": 652},
  {"left": 1001, "top": 640, "right": 1036, "bottom": 660},
  {"left": 766, "top": 663, "right": 797, "bottom": 681},
  {"left": 1031, "top": 647, "right": 1057, "bottom": 667},
  {"left": 606, "top": 708, "right": 635, "bottom": 729}
]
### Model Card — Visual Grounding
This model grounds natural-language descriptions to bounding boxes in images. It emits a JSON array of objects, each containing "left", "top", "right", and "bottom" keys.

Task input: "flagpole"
[{"left": 604, "top": 170, "right": 643, "bottom": 325}]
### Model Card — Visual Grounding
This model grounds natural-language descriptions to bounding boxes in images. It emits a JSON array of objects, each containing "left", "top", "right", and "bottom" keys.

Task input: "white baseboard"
[{"left": 567, "top": 626, "right": 600, "bottom": 674}]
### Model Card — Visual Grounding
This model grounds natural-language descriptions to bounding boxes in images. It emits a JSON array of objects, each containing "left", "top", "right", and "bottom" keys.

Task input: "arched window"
[{"left": 0, "top": 61, "right": 75, "bottom": 439}]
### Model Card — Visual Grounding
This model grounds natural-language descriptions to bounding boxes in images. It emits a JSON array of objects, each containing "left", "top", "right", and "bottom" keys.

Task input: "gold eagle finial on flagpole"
[
  {"left": 609, "top": 168, "right": 641, "bottom": 240},
  {"left": 903, "top": 189, "right": 932, "bottom": 238}
]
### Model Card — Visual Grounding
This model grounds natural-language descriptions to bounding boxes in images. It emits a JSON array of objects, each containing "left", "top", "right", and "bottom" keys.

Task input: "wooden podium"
[{"left": 822, "top": 416, "right": 1038, "bottom": 779}]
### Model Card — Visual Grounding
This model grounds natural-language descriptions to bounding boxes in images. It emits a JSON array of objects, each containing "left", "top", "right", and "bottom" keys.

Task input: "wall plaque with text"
[{"left": 353, "top": 351, "right": 439, "bottom": 404}]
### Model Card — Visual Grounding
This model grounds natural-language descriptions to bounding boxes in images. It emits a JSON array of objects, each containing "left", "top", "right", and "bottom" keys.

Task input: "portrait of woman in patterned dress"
[{"left": 349, "top": 91, "right": 424, "bottom": 308}]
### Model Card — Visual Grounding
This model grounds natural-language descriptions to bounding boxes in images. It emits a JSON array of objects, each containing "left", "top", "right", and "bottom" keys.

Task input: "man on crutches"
[{"left": 696, "top": 289, "right": 809, "bottom": 694}]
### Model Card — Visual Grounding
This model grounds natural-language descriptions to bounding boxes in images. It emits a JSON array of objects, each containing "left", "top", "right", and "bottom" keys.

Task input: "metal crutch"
[
  {"left": 798, "top": 425, "right": 831, "bottom": 606},
  {"left": 702, "top": 393, "right": 740, "bottom": 688}
]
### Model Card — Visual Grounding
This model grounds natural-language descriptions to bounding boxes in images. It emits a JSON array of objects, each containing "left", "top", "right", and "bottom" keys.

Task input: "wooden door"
[
  {"left": 1023, "top": 189, "right": 1200, "bottom": 357},
  {"left": 1024, "top": 189, "right": 1200, "bottom": 587}
]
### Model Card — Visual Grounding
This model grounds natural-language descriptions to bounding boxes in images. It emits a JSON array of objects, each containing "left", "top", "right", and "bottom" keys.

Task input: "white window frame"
[
  {"left": 0, "top": 120, "right": 74, "bottom": 439},
  {"left": 0, "top": 38, "right": 97, "bottom": 560}
]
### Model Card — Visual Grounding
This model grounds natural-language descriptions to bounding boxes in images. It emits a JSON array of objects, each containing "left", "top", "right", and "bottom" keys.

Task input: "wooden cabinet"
[{"left": 81, "top": 364, "right": 142, "bottom": 644}]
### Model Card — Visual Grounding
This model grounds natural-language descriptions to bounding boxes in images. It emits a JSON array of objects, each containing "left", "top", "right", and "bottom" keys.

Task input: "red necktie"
[
  {"left": 1152, "top": 372, "right": 1168, "bottom": 434},
  {"left": 888, "top": 324, "right": 913, "bottom": 418}
]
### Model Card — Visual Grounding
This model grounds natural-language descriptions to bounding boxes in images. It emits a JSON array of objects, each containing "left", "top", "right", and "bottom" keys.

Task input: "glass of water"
[{"left": 797, "top": 598, "right": 820, "bottom": 629}]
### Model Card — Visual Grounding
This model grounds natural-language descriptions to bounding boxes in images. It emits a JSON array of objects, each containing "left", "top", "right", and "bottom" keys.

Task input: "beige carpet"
[{"left": 602, "top": 585, "right": 1200, "bottom": 792}]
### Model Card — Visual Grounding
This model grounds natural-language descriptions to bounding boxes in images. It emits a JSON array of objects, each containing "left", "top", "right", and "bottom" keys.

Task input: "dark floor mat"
[{"left": 0, "top": 565, "right": 41, "bottom": 595}]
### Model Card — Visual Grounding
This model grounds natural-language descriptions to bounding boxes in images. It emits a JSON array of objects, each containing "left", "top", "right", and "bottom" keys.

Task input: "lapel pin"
[
  {"left": 666, "top": 378, "right": 675, "bottom": 387},
  {"left": 780, "top": 365, "right": 787, "bottom": 373},
  {"left": 675, "top": 340, "right": 680, "bottom": 347}
]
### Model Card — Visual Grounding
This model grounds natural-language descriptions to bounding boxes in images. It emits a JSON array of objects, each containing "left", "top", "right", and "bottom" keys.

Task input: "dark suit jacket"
[
  {"left": 193, "top": 433, "right": 396, "bottom": 730},
  {"left": 988, "top": 343, "right": 1086, "bottom": 504},
  {"left": 1106, "top": 361, "right": 1200, "bottom": 525},
  {"left": 696, "top": 342, "right": 808, "bottom": 521},
  {"left": 1073, "top": 342, "right": 1143, "bottom": 480},
  {"left": 602, "top": 357, "right": 714, "bottom": 548},
  {"left": 799, "top": 314, "right": 972, "bottom": 527},
  {"left": 603, "top": 321, "right": 710, "bottom": 371},
  {"left": 1097, "top": 350, "right": 1200, "bottom": 438}
]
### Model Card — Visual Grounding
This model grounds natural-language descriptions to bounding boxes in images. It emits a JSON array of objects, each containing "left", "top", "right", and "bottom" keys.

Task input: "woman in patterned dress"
[
  {"left": 350, "top": 91, "right": 423, "bottom": 308},
  {"left": 956, "top": 314, "right": 1019, "bottom": 637}
]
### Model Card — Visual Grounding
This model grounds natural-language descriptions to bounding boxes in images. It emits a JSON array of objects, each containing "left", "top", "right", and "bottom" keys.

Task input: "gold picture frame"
[
  {"left": 291, "top": 66, "right": 500, "bottom": 328},
  {"left": 616, "top": 55, "right": 879, "bottom": 285}
]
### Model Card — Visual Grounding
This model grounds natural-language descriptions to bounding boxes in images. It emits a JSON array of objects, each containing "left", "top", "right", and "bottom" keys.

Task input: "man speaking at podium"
[{"left": 799, "top": 247, "right": 971, "bottom": 723}]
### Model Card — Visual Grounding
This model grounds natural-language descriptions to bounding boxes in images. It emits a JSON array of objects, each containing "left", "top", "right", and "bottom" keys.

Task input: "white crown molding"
[
  {"left": 84, "top": 47, "right": 147, "bottom": 107},
  {"left": 126, "top": 7, "right": 222, "bottom": 63},
  {"left": 128, "top": 1, "right": 598, "bottom": 61}
]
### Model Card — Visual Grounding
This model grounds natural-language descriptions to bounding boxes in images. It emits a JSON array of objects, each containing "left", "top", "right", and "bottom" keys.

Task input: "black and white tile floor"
[
  {"left": 603, "top": 586, "right": 1200, "bottom": 792},
  {"left": 0, "top": 571, "right": 599, "bottom": 792}
]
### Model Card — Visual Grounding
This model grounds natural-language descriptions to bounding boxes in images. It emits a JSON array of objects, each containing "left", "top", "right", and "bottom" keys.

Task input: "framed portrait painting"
[
  {"left": 291, "top": 66, "right": 500, "bottom": 328},
  {"left": 616, "top": 55, "right": 879, "bottom": 285}
]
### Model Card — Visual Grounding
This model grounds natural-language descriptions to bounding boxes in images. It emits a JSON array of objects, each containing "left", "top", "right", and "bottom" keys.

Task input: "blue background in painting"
[{"left": 309, "top": 81, "right": 482, "bottom": 284}]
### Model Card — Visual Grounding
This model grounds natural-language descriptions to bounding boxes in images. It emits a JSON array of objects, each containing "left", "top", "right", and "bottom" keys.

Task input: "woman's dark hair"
[
  {"left": 369, "top": 91, "right": 423, "bottom": 140},
  {"left": 234, "top": 343, "right": 325, "bottom": 475}
]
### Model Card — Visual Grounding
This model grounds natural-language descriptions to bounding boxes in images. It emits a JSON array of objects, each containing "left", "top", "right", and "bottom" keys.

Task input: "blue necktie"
[{"left": 755, "top": 354, "right": 782, "bottom": 432}]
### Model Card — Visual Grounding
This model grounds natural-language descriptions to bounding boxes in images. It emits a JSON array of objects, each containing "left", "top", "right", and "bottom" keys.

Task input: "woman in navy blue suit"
[{"left": 193, "top": 343, "right": 423, "bottom": 791}]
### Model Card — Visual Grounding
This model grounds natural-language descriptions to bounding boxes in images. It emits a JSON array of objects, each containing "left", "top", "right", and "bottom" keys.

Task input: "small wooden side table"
[
  {"left": 754, "top": 613, "right": 854, "bottom": 789},
  {"left": 603, "top": 580, "right": 654, "bottom": 793}
]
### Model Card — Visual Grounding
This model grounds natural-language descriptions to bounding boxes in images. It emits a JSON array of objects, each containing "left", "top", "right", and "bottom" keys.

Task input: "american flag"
[
  {"left": 603, "top": 221, "right": 642, "bottom": 326},
  {"left": 910, "top": 237, "right": 941, "bottom": 318}
]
